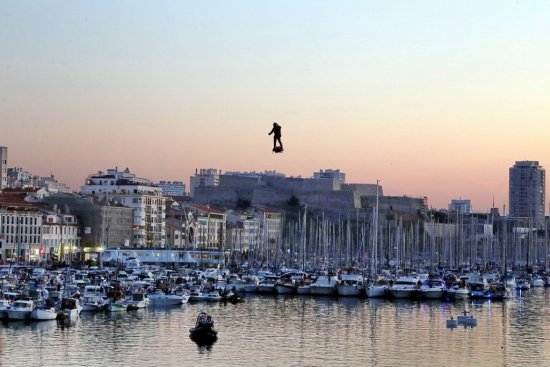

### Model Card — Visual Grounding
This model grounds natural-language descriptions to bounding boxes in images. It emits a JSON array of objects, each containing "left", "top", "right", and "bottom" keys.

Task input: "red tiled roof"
[
  {"left": 0, "top": 193, "right": 39, "bottom": 210},
  {"left": 2, "top": 187, "right": 41, "bottom": 193},
  {"left": 190, "top": 203, "right": 223, "bottom": 214}
]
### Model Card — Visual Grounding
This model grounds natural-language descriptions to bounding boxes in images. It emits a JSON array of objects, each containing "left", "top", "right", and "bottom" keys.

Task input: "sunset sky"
[{"left": 1, "top": 1, "right": 549, "bottom": 212}]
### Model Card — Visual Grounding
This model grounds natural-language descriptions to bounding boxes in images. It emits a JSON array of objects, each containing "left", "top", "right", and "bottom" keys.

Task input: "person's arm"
[{"left": 268, "top": 128, "right": 274, "bottom": 135}]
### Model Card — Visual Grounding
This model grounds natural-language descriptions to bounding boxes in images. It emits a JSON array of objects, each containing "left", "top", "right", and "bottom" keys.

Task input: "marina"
[
  {"left": 2, "top": 286, "right": 550, "bottom": 366},
  {"left": 2, "top": 261, "right": 550, "bottom": 366}
]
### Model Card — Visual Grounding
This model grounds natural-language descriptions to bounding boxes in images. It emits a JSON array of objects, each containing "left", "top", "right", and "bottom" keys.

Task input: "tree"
[
  {"left": 236, "top": 198, "right": 251, "bottom": 211},
  {"left": 287, "top": 195, "right": 300, "bottom": 207}
]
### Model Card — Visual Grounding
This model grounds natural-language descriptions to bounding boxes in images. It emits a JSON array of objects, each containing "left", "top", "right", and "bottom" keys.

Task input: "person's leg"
[
  {"left": 273, "top": 136, "right": 277, "bottom": 150},
  {"left": 277, "top": 137, "right": 283, "bottom": 149}
]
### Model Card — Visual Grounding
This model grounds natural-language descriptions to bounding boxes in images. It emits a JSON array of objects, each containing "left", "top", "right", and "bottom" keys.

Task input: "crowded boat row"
[{"left": 0, "top": 262, "right": 547, "bottom": 322}]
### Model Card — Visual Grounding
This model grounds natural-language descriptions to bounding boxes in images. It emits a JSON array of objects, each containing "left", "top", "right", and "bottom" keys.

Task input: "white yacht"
[
  {"left": 448, "top": 283, "right": 470, "bottom": 300},
  {"left": 125, "top": 292, "right": 150, "bottom": 309},
  {"left": 278, "top": 271, "right": 306, "bottom": 294},
  {"left": 418, "top": 279, "right": 446, "bottom": 299},
  {"left": 532, "top": 275, "right": 545, "bottom": 287},
  {"left": 274, "top": 279, "right": 297, "bottom": 294},
  {"left": 148, "top": 289, "right": 187, "bottom": 305},
  {"left": 389, "top": 276, "right": 419, "bottom": 299},
  {"left": 257, "top": 275, "right": 279, "bottom": 294},
  {"left": 189, "top": 289, "right": 223, "bottom": 302},
  {"left": 310, "top": 274, "right": 338, "bottom": 296},
  {"left": 31, "top": 305, "right": 58, "bottom": 321},
  {"left": 365, "top": 278, "right": 391, "bottom": 298},
  {"left": 7, "top": 300, "right": 35, "bottom": 320},
  {"left": 241, "top": 276, "right": 260, "bottom": 293},
  {"left": 336, "top": 274, "right": 364, "bottom": 297},
  {"left": 80, "top": 285, "right": 108, "bottom": 312}
]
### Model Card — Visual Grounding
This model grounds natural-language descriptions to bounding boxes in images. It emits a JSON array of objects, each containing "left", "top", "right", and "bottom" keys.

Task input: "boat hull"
[
  {"left": 310, "top": 286, "right": 336, "bottom": 296},
  {"left": 61, "top": 309, "right": 80, "bottom": 319},
  {"left": 448, "top": 289, "right": 470, "bottom": 300},
  {"left": 149, "top": 296, "right": 185, "bottom": 305},
  {"left": 189, "top": 327, "right": 218, "bottom": 345},
  {"left": 390, "top": 289, "right": 417, "bottom": 299},
  {"left": 31, "top": 308, "right": 58, "bottom": 321},
  {"left": 366, "top": 286, "right": 387, "bottom": 298},
  {"left": 419, "top": 289, "right": 445, "bottom": 299},
  {"left": 242, "top": 285, "right": 259, "bottom": 293},
  {"left": 336, "top": 284, "right": 362, "bottom": 297},
  {"left": 275, "top": 284, "right": 296, "bottom": 295},
  {"left": 258, "top": 284, "right": 276, "bottom": 294},
  {"left": 7, "top": 309, "right": 32, "bottom": 320},
  {"left": 106, "top": 303, "right": 127, "bottom": 312}
]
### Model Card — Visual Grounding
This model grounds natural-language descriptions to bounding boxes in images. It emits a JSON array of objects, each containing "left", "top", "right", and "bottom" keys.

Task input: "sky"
[{"left": 1, "top": 1, "right": 550, "bottom": 212}]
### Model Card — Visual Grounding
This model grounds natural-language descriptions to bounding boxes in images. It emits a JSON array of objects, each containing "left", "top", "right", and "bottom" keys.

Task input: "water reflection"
[{"left": 2, "top": 291, "right": 550, "bottom": 366}]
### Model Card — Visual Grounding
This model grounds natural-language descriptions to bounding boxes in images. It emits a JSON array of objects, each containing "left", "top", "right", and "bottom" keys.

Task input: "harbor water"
[{"left": 2, "top": 290, "right": 550, "bottom": 367}]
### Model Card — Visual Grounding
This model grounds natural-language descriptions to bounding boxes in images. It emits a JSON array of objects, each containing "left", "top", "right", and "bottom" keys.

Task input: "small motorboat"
[
  {"left": 189, "top": 311, "right": 218, "bottom": 345},
  {"left": 31, "top": 305, "right": 58, "bottom": 321},
  {"left": 59, "top": 297, "right": 82, "bottom": 320},
  {"left": 7, "top": 299, "right": 35, "bottom": 320},
  {"left": 106, "top": 302, "right": 128, "bottom": 313}
]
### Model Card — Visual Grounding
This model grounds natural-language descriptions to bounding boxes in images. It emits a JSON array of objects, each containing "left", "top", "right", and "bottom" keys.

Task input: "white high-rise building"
[
  {"left": 449, "top": 199, "right": 471, "bottom": 214},
  {"left": 158, "top": 181, "right": 186, "bottom": 197},
  {"left": 0, "top": 146, "right": 7, "bottom": 190},
  {"left": 80, "top": 168, "right": 165, "bottom": 248},
  {"left": 509, "top": 160, "right": 545, "bottom": 226},
  {"left": 190, "top": 168, "right": 221, "bottom": 197}
]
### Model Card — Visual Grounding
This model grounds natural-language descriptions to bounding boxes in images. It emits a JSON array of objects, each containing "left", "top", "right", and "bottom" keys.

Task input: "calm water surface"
[{"left": 2, "top": 290, "right": 550, "bottom": 367}]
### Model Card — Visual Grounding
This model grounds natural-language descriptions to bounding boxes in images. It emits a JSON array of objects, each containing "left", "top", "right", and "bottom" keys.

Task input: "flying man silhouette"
[{"left": 268, "top": 122, "right": 283, "bottom": 152}]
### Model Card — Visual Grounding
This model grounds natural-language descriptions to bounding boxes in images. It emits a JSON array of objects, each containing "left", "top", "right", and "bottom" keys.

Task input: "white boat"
[
  {"left": 241, "top": 276, "right": 260, "bottom": 293},
  {"left": 276, "top": 271, "right": 307, "bottom": 295},
  {"left": 310, "top": 275, "right": 338, "bottom": 296},
  {"left": 148, "top": 289, "right": 186, "bottom": 305},
  {"left": 419, "top": 279, "right": 447, "bottom": 299},
  {"left": 258, "top": 275, "right": 279, "bottom": 294},
  {"left": 81, "top": 295, "right": 106, "bottom": 312},
  {"left": 448, "top": 284, "right": 470, "bottom": 300},
  {"left": 532, "top": 276, "right": 545, "bottom": 287},
  {"left": 106, "top": 302, "right": 128, "bottom": 313},
  {"left": 365, "top": 278, "right": 390, "bottom": 298},
  {"left": 189, "top": 290, "right": 223, "bottom": 302},
  {"left": 336, "top": 274, "right": 364, "bottom": 297},
  {"left": 389, "top": 276, "right": 419, "bottom": 299},
  {"left": 59, "top": 298, "right": 82, "bottom": 319},
  {"left": 124, "top": 292, "right": 150, "bottom": 309},
  {"left": 515, "top": 278, "right": 531, "bottom": 290},
  {"left": 80, "top": 285, "right": 108, "bottom": 312},
  {"left": 297, "top": 283, "right": 311, "bottom": 295},
  {"left": 7, "top": 300, "right": 35, "bottom": 320},
  {"left": 503, "top": 275, "right": 516, "bottom": 289},
  {"left": 466, "top": 274, "right": 488, "bottom": 299},
  {"left": 31, "top": 306, "right": 58, "bottom": 321},
  {"left": 0, "top": 299, "right": 11, "bottom": 319},
  {"left": 274, "top": 281, "right": 296, "bottom": 294}
]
